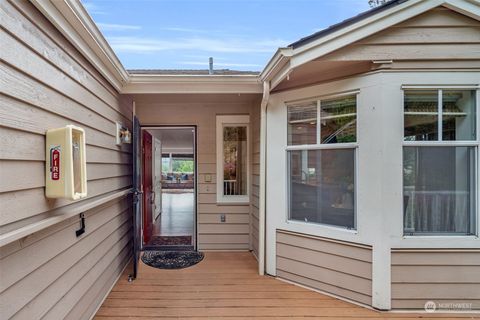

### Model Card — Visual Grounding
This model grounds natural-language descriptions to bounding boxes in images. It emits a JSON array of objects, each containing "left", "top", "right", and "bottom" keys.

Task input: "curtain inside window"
[{"left": 403, "top": 146, "right": 476, "bottom": 235}]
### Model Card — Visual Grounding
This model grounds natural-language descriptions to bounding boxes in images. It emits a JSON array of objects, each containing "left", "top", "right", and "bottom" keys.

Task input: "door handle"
[
  {"left": 133, "top": 190, "right": 143, "bottom": 203},
  {"left": 151, "top": 191, "right": 155, "bottom": 204}
]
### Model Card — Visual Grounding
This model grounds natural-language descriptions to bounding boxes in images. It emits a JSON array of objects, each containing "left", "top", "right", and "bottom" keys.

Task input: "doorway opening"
[{"left": 141, "top": 126, "right": 196, "bottom": 251}]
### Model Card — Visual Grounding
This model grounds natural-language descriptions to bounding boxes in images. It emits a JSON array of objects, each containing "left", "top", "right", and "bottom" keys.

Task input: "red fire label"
[{"left": 51, "top": 148, "right": 60, "bottom": 180}]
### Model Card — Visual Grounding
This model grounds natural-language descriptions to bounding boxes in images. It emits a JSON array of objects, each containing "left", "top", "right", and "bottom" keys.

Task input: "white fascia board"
[
  {"left": 443, "top": 0, "right": 480, "bottom": 20},
  {"left": 122, "top": 74, "right": 263, "bottom": 94},
  {"left": 30, "top": 0, "right": 129, "bottom": 92},
  {"left": 260, "top": 48, "right": 293, "bottom": 82},
  {"left": 270, "top": 60, "right": 291, "bottom": 90}
]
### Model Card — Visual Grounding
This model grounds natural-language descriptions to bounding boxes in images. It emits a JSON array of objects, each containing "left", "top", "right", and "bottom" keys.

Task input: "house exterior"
[{"left": 0, "top": 0, "right": 479, "bottom": 319}]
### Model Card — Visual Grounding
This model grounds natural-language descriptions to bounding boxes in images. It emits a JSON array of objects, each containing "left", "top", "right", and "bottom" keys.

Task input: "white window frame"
[
  {"left": 401, "top": 86, "right": 480, "bottom": 236},
  {"left": 216, "top": 115, "right": 250, "bottom": 204},
  {"left": 286, "top": 92, "right": 359, "bottom": 230}
]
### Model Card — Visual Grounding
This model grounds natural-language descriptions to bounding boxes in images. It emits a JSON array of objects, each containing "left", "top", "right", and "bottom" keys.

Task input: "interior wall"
[
  {"left": 135, "top": 94, "right": 261, "bottom": 250},
  {"left": 0, "top": 1, "right": 133, "bottom": 319}
]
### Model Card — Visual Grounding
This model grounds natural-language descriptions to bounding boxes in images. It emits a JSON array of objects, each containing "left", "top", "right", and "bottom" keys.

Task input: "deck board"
[{"left": 95, "top": 252, "right": 476, "bottom": 319}]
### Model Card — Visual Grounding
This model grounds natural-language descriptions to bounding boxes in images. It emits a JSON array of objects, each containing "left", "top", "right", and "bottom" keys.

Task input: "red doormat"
[{"left": 148, "top": 235, "right": 192, "bottom": 246}]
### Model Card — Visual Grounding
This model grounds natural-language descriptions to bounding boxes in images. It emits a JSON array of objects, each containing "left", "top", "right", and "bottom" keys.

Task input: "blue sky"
[{"left": 82, "top": 0, "right": 371, "bottom": 71}]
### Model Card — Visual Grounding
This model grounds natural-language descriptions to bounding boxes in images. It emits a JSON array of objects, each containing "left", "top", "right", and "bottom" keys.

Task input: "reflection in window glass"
[
  {"left": 404, "top": 91, "right": 438, "bottom": 141},
  {"left": 288, "top": 149, "right": 355, "bottom": 229},
  {"left": 403, "top": 146, "right": 476, "bottom": 235},
  {"left": 223, "top": 126, "right": 247, "bottom": 196},
  {"left": 321, "top": 96, "right": 357, "bottom": 143},
  {"left": 442, "top": 90, "right": 476, "bottom": 141},
  {"left": 287, "top": 101, "right": 317, "bottom": 145}
]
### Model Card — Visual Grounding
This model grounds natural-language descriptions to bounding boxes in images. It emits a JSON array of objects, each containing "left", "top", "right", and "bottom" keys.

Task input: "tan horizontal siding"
[
  {"left": 0, "top": 1, "right": 129, "bottom": 122},
  {"left": 321, "top": 7, "right": 480, "bottom": 62},
  {"left": 0, "top": 2, "right": 132, "bottom": 320},
  {"left": 197, "top": 204, "right": 250, "bottom": 214},
  {"left": 198, "top": 223, "right": 250, "bottom": 234},
  {"left": 198, "top": 214, "right": 250, "bottom": 224},
  {"left": 0, "top": 89, "right": 130, "bottom": 154},
  {"left": 276, "top": 230, "right": 372, "bottom": 306},
  {"left": 0, "top": 201, "right": 128, "bottom": 291},
  {"left": 1, "top": 176, "right": 131, "bottom": 227},
  {"left": 0, "top": 198, "right": 132, "bottom": 318},
  {"left": 276, "top": 230, "right": 372, "bottom": 262},
  {"left": 0, "top": 161, "right": 131, "bottom": 193},
  {"left": 2, "top": 0, "right": 118, "bottom": 104},
  {"left": 391, "top": 249, "right": 480, "bottom": 310},
  {"left": 0, "top": 125, "right": 131, "bottom": 164},
  {"left": 395, "top": 7, "right": 480, "bottom": 27}
]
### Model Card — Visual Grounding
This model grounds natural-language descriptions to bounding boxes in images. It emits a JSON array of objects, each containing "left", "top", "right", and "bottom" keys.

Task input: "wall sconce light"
[{"left": 116, "top": 122, "right": 132, "bottom": 145}]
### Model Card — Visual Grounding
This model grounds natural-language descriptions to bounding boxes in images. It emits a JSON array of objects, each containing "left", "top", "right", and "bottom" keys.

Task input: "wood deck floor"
[{"left": 95, "top": 252, "right": 477, "bottom": 319}]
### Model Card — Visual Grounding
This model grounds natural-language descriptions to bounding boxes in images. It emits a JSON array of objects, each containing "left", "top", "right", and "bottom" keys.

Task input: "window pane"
[
  {"left": 223, "top": 126, "right": 247, "bottom": 196},
  {"left": 288, "top": 149, "right": 355, "bottom": 229},
  {"left": 288, "top": 101, "right": 317, "bottom": 145},
  {"left": 162, "top": 157, "right": 170, "bottom": 173},
  {"left": 404, "top": 91, "right": 438, "bottom": 141},
  {"left": 172, "top": 159, "right": 194, "bottom": 173},
  {"left": 321, "top": 96, "right": 356, "bottom": 143},
  {"left": 403, "top": 146, "right": 476, "bottom": 235},
  {"left": 442, "top": 90, "right": 476, "bottom": 141}
]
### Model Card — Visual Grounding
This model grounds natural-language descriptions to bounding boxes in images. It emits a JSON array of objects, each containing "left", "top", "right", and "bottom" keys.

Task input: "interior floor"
[{"left": 148, "top": 191, "right": 194, "bottom": 247}]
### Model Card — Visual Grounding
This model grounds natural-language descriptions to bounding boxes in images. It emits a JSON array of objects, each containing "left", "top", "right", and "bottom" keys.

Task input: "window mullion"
[
  {"left": 438, "top": 89, "right": 443, "bottom": 142},
  {"left": 317, "top": 100, "right": 321, "bottom": 145}
]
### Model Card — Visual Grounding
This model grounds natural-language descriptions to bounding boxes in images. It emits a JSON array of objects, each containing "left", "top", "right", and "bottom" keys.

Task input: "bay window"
[
  {"left": 216, "top": 115, "right": 249, "bottom": 203},
  {"left": 287, "top": 94, "right": 357, "bottom": 229},
  {"left": 403, "top": 89, "right": 478, "bottom": 235}
]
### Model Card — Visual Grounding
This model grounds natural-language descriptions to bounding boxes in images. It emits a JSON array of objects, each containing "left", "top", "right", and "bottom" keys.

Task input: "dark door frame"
[
  {"left": 140, "top": 125, "right": 198, "bottom": 251},
  {"left": 131, "top": 116, "right": 142, "bottom": 280}
]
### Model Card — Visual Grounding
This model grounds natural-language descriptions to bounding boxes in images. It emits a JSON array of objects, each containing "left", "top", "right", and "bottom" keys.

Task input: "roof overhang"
[
  {"left": 30, "top": 0, "right": 262, "bottom": 94},
  {"left": 30, "top": 0, "right": 129, "bottom": 92},
  {"left": 123, "top": 74, "right": 262, "bottom": 94},
  {"left": 260, "top": 0, "right": 480, "bottom": 91},
  {"left": 31, "top": 0, "right": 480, "bottom": 94}
]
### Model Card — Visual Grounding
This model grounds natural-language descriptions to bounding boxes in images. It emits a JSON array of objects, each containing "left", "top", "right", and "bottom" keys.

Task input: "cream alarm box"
[{"left": 45, "top": 125, "right": 87, "bottom": 200}]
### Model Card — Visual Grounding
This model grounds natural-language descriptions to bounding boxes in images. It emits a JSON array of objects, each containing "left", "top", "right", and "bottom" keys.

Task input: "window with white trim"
[
  {"left": 216, "top": 115, "right": 250, "bottom": 203},
  {"left": 287, "top": 94, "right": 357, "bottom": 229},
  {"left": 403, "top": 89, "right": 478, "bottom": 235}
]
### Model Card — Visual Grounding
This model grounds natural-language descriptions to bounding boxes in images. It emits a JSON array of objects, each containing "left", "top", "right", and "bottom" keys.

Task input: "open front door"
[
  {"left": 131, "top": 116, "right": 142, "bottom": 280},
  {"left": 142, "top": 131, "right": 153, "bottom": 244},
  {"left": 153, "top": 138, "right": 162, "bottom": 221}
]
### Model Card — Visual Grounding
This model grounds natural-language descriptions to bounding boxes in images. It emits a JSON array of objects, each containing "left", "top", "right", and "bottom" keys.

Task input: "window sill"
[
  {"left": 403, "top": 235, "right": 479, "bottom": 240},
  {"left": 286, "top": 219, "right": 358, "bottom": 234}
]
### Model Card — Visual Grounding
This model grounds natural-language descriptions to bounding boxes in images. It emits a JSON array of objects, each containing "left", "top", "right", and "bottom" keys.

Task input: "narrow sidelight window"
[
  {"left": 403, "top": 89, "right": 478, "bottom": 235},
  {"left": 216, "top": 115, "right": 250, "bottom": 203},
  {"left": 287, "top": 94, "right": 357, "bottom": 229}
]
